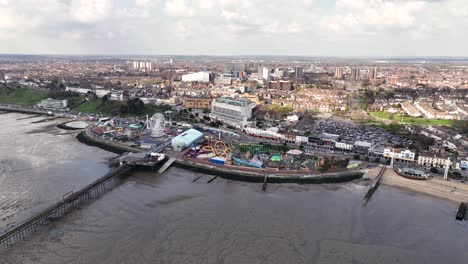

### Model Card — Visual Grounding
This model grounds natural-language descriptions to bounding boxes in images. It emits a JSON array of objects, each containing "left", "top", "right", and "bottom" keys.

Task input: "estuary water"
[{"left": 1, "top": 113, "right": 467, "bottom": 264}]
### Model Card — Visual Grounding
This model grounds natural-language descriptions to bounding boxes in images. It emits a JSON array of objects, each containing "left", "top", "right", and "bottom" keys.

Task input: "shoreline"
[{"left": 381, "top": 169, "right": 468, "bottom": 204}]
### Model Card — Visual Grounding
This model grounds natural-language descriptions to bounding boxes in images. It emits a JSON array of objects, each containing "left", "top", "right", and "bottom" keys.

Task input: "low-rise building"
[
  {"left": 456, "top": 159, "right": 468, "bottom": 171},
  {"left": 37, "top": 98, "right": 68, "bottom": 110},
  {"left": 335, "top": 141, "right": 354, "bottom": 151},
  {"left": 355, "top": 141, "right": 373, "bottom": 155},
  {"left": 383, "top": 148, "right": 415, "bottom": 162},
  {"left": 417, "top": 153, "right": 452, "bottom": 168},
  {"left": 400, "top": 101, "right": 422, "bottom": 117},
  {"left": 183, "top": 96, "right": 212, "bottom": 110},
  {"left": 171, "top": 129, "right": 204, "bottom": 151},
  {"left": 182, "top": 72, "right": 212, "bottom": 83}
]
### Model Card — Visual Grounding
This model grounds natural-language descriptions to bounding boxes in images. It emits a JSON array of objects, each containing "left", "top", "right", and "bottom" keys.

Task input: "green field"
[
  {"left": 72, "top": 99, "right": 107, "bottom": 115},
  {"left": 0, "top": 87, "right": 48, "bottom": 106},
  {"left": 370, "top": 111, "right": 455, "bottom": 126},
  {"left": 72, "top": 98, "right": 172, "bottom": 117}
]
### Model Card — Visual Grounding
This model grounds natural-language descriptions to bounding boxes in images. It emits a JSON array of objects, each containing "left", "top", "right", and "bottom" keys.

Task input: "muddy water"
[
  {"left": 0, "top": 113, "right": 111, "bottom": 233},
  {"left": 1, "top": 113, "right": 468, "bottom": 264}
]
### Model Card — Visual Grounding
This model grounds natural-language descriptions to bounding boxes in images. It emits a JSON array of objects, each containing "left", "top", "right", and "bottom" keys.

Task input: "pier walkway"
[
  {"left": 363, "top": 167, "right": 386, "bottom": 205},
  {"left": 0, "top": 164, "right": 134, "bottom": 251}
]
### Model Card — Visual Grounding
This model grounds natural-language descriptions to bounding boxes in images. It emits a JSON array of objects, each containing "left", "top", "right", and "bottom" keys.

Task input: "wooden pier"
[{"left": 0, "top": 164, "right": 134, "bottom": 251}]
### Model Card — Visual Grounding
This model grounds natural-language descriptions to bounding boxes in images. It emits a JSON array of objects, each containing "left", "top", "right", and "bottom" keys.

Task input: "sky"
[{"left": 0, "top": 0, "right": 467, "bottom": 57}]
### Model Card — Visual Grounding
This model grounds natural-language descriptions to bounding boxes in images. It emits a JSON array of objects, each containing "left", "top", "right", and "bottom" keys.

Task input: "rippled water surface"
[{"left": 1, "top": 113, "right": 467, "bottom": 264}]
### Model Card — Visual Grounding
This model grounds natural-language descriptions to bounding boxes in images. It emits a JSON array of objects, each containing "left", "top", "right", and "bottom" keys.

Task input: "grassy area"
[
  {"left": 265, "top": 104, "right": 294, "bottom": 116},
  {"left": 72, "top": 98, "right": 172, "bottom": 117},
  {"left": 370, "top": 111, "right": 455, "bottom": 126},
  {"left": 0, "top": 87, "right": 48, "bottom": 106},
  {"left": 72, "top": 99, "right": 107, "bottom": 115}
]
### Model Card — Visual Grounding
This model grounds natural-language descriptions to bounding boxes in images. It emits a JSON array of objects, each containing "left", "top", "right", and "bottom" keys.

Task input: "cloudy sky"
[{"left": 0, "top": 0, "right": 467, "bottom": 56}]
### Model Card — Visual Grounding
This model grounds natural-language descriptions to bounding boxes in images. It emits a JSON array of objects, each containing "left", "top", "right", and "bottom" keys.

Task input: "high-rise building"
[
  {"left": 369, "top": 67, "right": 378, "bottom": 80},
  {"left": 0, "top": 71, "right": 5, "bottom": 82},
  {"left": 350, "top": 68, "right": 359, "bottom": 80},
  {"left": 225, "top": 63, "right": 245, "bottom": 73},
  {"left": 334, "top": 67, "right": 344, "bottom": 79},
  {"left": 145, "top": 62, "right": 152, "bottom": 71},
  {"left": 294, "top": 66, "right": 304, "bottom": 79},
  {"left": 262, "top": 67, "right": 270, "bottom": 80}
]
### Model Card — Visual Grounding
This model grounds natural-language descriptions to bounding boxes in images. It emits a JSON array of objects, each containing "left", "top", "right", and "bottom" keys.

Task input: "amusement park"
[{"left": 84, "top": 112, "right": 360, "bottom": 174}]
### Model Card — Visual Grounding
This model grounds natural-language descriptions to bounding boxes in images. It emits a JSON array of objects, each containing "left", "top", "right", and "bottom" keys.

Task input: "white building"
[
  {"left": 456, "top": 159, "right": 468, "bottom": 170},
  {"left": 65, "top": 86, "right": 92, "bottom": 94},
  {"left": 383, "top": 148, "right": 415, "bottom": 162},
  {"left": 287, "top": 114, "right": 299, "bottom": 122},
  {"left": 210, "top": 97, "right": 255, "bottom": 128},
  {"left": 418, "top": 154, "right": 452, "bottom": 168},
  {"left": 244, "top": 127, "right": 281, "bottom": 140},
  {"left": 171, "top": 129, "right": 204, "bottom": 151},
  {"left": 37, "top": 98, "right": 68, "bottom": 110},
  {"left": 262, "top": 67, "right": 270, "bottom": 80},
  {"left": 335, "top": 141, "right": 354, "bottom": 151},
  {"left": 182, "top": 72, "right": 211, "bottom": 83}
]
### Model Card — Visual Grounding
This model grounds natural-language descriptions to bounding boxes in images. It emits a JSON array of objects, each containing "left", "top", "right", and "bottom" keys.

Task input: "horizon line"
[{"left": 1, "top": 53, "right": 468, "bottom": 60}]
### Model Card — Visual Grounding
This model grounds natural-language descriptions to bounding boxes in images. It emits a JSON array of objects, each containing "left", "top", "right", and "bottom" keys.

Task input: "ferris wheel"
[{"left": 146, "top": 113, "right": 165, "bottom": 138}]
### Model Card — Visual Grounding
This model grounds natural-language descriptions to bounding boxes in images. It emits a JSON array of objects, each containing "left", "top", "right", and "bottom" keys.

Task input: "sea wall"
[
  {"left": 77, "top": 128, "right": 141, "bottom": 154},
  {"left": 0, "top": 106, "right": 53, "bottom": 116},
  {"left": 174, "top": 159, "right": 364, "bottom": 184}
]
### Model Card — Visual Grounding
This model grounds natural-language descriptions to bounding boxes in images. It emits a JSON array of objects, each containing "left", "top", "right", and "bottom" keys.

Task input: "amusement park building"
[{"left": 171, "top": 129, "right": 204, "bottom": 151}]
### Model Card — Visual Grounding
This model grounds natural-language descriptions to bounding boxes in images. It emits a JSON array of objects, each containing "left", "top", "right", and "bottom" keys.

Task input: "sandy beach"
[{"left": 381, "top": 168, "right": 468, "bottom": 204}]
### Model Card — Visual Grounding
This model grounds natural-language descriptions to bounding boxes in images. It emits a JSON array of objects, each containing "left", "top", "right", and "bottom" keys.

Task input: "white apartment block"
[{"left": 210, "top": 98, "right": 254, "bottom": 128}]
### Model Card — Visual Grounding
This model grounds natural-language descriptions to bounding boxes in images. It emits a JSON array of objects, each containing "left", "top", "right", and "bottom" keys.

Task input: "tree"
[
  {"left": 353, "top": 154, "right": 360, "bottom": 160},
  {"left": 449, "top": 171, "right": 461, "bottom": 180},
  {"left": 101, "top": 94, "right": 109, "bottom": 103},
  {"left": 430, "top": 167, "right": 439, "bottom": 174}
]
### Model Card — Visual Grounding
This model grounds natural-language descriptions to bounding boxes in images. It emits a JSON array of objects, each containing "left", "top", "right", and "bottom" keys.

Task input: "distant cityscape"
[{"left": 0, "top": 55, "right": 467, "bottom": 175}]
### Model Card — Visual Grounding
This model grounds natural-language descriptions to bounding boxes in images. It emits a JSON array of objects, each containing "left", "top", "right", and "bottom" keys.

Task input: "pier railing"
[{"left": 0, "top": 164, "right": 134, "bottom": 251}]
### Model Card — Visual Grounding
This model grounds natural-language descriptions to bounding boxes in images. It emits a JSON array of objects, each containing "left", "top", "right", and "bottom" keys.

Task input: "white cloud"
[
  {"left": 70, "top": 0, "right": 113, "bottom": 24},
  {"left": 164, "top": 0, "right": 193, "bottom": 17},
  {"left": 0, "top": 0, "right": 467, "bottom": 56},
  {"left": 321, "top": 0, "right": 426, "bottom": 35}
]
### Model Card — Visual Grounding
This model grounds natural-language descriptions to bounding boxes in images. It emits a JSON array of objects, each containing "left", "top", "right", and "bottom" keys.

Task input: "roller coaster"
[{"left": 202, "top": 141, "right": 231, "bottom": 157}]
